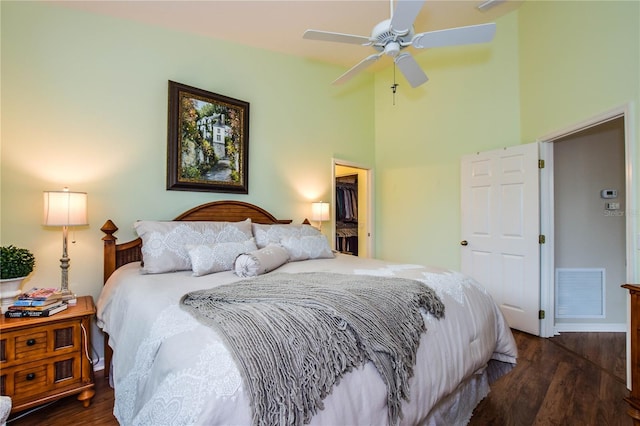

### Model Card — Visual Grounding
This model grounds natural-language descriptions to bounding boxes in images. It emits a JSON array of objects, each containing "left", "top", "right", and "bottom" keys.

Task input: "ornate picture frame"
[{"left": 167, "top": 81, "right": 249, "bottom": 193}]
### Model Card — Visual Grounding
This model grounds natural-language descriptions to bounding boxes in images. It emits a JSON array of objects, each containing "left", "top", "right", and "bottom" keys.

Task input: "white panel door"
[{"left": 461, "top": 143, "right": 540, "bottom": 335}]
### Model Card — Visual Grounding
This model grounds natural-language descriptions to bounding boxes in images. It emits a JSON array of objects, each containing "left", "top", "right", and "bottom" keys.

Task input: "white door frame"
[
  {"left": 332, "top": 158, "right": 374, "bottom": 258},
  {"left": 538, "top": 103, "right": 637, "bottom": 385}
]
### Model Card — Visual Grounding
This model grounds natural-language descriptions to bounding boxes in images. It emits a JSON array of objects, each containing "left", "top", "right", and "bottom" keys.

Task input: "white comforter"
[{"left": 97, "top": 254, "right": 517, "bottom": 426}]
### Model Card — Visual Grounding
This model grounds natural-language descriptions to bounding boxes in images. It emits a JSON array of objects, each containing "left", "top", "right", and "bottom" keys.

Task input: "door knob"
[{"left": 460, "top": 240, "right": 468, "bottom": 246}]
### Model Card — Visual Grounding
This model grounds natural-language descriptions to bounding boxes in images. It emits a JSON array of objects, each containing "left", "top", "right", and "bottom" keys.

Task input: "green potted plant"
[{"left": 0, "top": 245, "right": 36, "bottom": 313}]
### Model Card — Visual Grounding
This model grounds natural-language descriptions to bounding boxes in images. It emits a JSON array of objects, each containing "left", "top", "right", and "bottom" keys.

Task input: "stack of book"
[{"left": 5, "top": 287, "right": 67, "bottom": 318}]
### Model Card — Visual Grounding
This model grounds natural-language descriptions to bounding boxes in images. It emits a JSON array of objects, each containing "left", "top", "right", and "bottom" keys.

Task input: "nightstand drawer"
[
  {"left": 14, "top": 363, "right": 48, "bottom": 395},
  {"left": 15, "top": 331, "right": 47, "bottom": 360}
]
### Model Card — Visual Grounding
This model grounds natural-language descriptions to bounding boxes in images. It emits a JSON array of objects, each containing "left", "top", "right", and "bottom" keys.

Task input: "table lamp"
[
  {"left": 43, "top": 188, "right": 88, "bottom": 302},
  {"left": 311, "top": 201, "right": 330, "bottom": 230}
]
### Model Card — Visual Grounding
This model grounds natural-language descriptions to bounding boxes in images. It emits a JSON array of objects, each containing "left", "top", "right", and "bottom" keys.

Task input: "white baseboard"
[
  {"left": 554, "top": 322, "right": 627, "bottom": 333},
  {"left": 93, "top": 357, "right": 105, "bottom": 372}
]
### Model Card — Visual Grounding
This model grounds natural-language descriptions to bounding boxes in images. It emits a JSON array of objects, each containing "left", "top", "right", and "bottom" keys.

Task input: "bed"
[{"left": 97, "top": 200, "right": 517, "bottom": 426}]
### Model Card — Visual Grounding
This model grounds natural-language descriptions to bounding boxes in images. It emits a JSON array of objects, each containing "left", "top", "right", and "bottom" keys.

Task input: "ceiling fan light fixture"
[{"left": 384, "top": 41, "right": 401, "bottom": 57}]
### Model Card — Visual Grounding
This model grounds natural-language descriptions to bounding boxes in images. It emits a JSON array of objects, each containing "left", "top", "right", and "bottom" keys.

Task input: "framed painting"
[{"left": 167, "top": 81, "right": 249, "bottom": 193}]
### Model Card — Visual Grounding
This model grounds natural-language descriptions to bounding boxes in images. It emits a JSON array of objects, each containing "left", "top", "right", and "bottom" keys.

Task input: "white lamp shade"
[
  {"left": 311, "top": 202, "right": 330, "bottom": 222},
  {"left": 43, "top": 190, "right": 88, "bottom": 226}
]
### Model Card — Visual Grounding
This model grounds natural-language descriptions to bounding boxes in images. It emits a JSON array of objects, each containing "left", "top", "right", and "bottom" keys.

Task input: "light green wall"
[
  {"left": 0, "top": 1, "right": 374, "bottom": 355},
  {"left": 373, "top": 12, "right": 521, "bottom": 270},
  {"left": 519, "top": 0, "right": 639, "bottom": 142}
]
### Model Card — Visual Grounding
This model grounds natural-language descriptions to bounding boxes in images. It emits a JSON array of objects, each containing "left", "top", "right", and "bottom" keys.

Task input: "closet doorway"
[{"left": 332, "top": 160, "right": 373, "bottom": 258}]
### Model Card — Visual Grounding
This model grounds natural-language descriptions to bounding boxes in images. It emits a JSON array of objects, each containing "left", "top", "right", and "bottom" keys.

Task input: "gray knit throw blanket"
[{"left": 181, "top": 272, "right": 445, "bottom": 426}]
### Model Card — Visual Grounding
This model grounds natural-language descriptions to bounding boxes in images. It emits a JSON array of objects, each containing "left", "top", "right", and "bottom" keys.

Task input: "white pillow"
[
  {"left": 280, "top": 235, "right": 334, "bottom": 261},
  {"left": 135, "top": 219, "right": 253, "bottom": 274},
  {"left": 252, "top": 223, "right": 321, "bottom": 248},
  {"left": 188, "top": 239, "right": 258, "bottom": 277},
  {"left": 234, "top": 244, "right": 290, "bottom": 277}
]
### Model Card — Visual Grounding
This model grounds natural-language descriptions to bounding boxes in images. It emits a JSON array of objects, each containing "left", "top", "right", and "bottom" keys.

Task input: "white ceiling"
[{"left": 49, "top": 0, "right": 523, "bottom": 71}]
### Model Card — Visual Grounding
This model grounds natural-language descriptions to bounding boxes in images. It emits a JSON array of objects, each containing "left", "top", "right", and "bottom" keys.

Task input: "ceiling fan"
[{"left": 303, "top": 0, "right": 496, "bottom": 88}]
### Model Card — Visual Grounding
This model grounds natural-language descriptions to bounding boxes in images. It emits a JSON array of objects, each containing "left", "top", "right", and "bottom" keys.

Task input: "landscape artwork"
[{"left": 167, "top": 81, "right": 249, "bottom": 193}]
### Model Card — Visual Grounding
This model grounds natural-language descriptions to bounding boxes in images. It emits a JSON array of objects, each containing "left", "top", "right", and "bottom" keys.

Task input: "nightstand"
[{"left": 0, "top": 295, "right": 96, "bottom": 413}]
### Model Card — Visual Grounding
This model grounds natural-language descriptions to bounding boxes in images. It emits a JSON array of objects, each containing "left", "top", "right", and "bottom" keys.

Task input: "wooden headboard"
[{"left": 100, "top": 200, "right": 292, "bottom": 284}]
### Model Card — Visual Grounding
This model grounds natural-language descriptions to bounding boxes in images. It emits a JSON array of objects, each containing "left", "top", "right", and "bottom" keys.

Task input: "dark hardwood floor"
[
  {"left": 6, "top": 331, "right": 630, "bottom": 426},
  {"left": 549, "top": 331, "right": 627, "bottom": 382},
  {"left": 470, "top": 331, "right": 630, "bottom": 426}
]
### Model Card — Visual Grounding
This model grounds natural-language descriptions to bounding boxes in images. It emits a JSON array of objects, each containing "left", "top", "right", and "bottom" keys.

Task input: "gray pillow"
[
  {"left": 280, "top": 235, "right": 335, "bottom": 261},
  {"left": 188, "top": 239, "right": 258, "bottom": 277},
  {"left": 251, "top": 223, "right": 320, "bottom": 248},
  {"left": 234, "top": 244, "right": 290, "bottom": 277}
]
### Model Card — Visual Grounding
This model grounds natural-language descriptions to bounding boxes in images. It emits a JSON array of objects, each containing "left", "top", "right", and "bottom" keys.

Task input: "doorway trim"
[
  {"left": 538, "top": 102, "right": 636, "bottom": 385},
  {"left": 332, "top": 158, "right": 374, "bottom": 258}
]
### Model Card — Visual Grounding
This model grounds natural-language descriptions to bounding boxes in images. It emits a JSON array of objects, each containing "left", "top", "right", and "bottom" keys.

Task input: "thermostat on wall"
[{"left": 600, "top": 189, "right": 618, "bottom": 199}]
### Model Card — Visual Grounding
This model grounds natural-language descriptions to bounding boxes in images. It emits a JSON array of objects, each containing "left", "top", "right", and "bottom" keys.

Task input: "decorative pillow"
[
  {"left": 252, "top": 223, "right": 321, "bottom": 249},
  {"left": 234, "top": 244, "right": 290, "bottom": 277},
  {"left": 134, "top": 219, "right": 253, "bottom": 274},
  {"left": 188, "top": 239, "right": 258, "bottom": 277},
  {"left": 280, "top": 235, "right": 335, "bottom": 261}
]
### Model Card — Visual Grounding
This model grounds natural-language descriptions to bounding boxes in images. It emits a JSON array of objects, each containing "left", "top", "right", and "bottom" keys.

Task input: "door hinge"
[
  {"left": 539, "top": 235, "right": 546, "bottom": 244},
  {"left": 539, "top": 310, "right": 545, "bottom": 319},
  {"left": 539, "top": 159, "right": 545, "bottom": 169}
]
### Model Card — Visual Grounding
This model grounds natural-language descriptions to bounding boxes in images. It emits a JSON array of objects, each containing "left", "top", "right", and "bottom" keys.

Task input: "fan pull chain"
[{"left": 391, "top": 63, "right": 399, "bottom": 105}]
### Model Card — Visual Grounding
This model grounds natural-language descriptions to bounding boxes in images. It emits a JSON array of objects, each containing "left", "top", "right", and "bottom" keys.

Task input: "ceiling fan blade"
[
  {"left": 303, "top": 29, "right": 371, "bottom": 46},
  {"left": 332, "top": 54, "right": 382, "bottom": 85},
  {"left": 394, "top": 53, "right": 429, "bottom": 88},
  {"left": 411, "top": 23, "right": 497, "bottom": 49},
  {"left": 390, "top": 0, "right": 426, "bottom": 35}
]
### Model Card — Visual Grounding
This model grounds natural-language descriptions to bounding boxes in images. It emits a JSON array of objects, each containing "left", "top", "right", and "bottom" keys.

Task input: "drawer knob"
[
  {"left": 26, "top": 339, "right": 36, "bottom": 346},
  {"left": 26, "top": 373, "right": 36, "bottom": 381}
]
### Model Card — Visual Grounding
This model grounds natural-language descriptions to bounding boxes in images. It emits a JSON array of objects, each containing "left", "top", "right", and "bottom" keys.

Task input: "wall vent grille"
[{"left": 555, "top": 268, "right": 605, "bottom": 318}]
